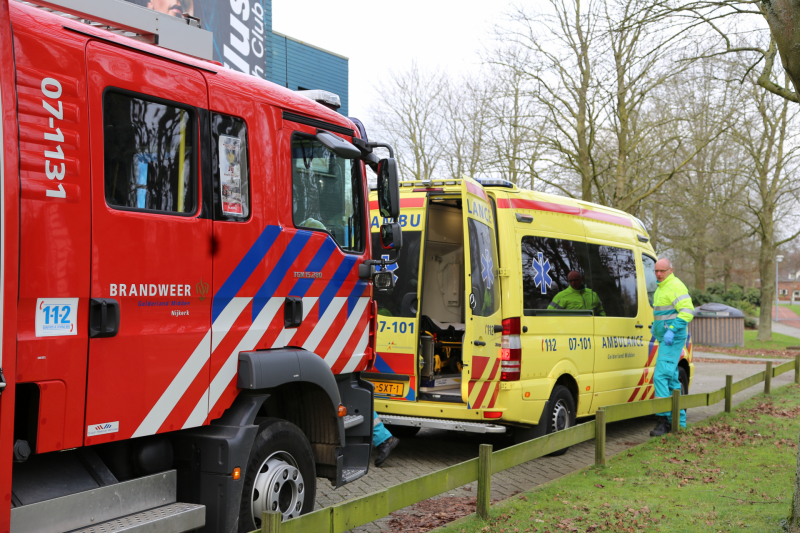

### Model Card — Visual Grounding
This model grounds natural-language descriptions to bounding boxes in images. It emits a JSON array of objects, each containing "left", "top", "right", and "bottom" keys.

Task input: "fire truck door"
[
  {"left": 84, "top": 42, "right": 212, "bottom": 444},
  {"left": 460, "top": 178, "right": 503, "bottom": 409}
]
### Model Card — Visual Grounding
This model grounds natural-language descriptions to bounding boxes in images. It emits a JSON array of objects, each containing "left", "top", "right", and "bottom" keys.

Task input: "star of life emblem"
[
  {"left": 481, "top": 249, "right": 494, "bottom": 289},
  {"left": 377, "top": 254, "right": 399, "bottom": 283},
  {"left": 533, "top": 252, "right": 553, "bottom": 294}
]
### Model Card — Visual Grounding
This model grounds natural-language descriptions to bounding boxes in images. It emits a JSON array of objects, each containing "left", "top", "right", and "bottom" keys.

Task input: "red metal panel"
[
  {"left": 13, "top": 3, "right": 92, "bottom": 456},
  {"left": 84, "top": 41, "right": 212, "bottom": 444},
  {"left": 35, "top": 380, "right": 66, "bottom": 453},
  {"left": 0, "top": 1, "right": 21, "bottom": 529}
]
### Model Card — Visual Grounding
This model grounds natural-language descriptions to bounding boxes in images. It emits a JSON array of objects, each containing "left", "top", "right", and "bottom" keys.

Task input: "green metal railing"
[{"left": 257, "top": 355, "right": 800, "bottom": 533}]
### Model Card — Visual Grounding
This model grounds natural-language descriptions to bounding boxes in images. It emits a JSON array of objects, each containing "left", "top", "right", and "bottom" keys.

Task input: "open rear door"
[
  {"left": 460, "top": 178, "right": 503, "bottom": 410},
  {"left": 368, "top": 192, "right": 427, "bottom": 402}
]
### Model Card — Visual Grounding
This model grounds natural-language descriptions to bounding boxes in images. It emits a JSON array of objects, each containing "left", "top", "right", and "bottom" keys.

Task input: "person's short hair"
[{"left": 658, "top": 258, "right": 673, "bottom": 269}]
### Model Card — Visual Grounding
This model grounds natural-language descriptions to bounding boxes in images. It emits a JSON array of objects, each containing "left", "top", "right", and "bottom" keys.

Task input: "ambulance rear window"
[{"left": 103, "top": 91, "right": 196, "bottom": 215}]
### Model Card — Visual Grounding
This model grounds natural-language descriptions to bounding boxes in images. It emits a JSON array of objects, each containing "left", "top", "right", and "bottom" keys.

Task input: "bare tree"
[
  {"left": 734, "top": 73, "right": 800, "bottom": 341},
  {"left": 492, "top": 0, "right": 605, "bottom": 201},
  {"left": 440, "top": 75, "right": 494, "bottom": 181},
  {"left": 371, "top": 63, "right": 446, "bottom": 181}
]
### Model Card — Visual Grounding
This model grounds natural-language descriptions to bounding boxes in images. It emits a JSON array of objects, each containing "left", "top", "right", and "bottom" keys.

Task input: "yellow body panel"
[{"left": 366, "top": 180, "right": 694, "bottom": 430}]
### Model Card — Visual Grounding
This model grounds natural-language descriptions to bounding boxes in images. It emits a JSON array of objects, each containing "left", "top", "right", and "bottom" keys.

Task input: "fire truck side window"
[
  {"left": 291, "top": 133, "right": 364, "bottom": 252},
  {"left": 211, "top": 113, "right": 250, "bottom": 220},
  {"left": 103, "top": 91, "right": 197, "bottom": 214}
]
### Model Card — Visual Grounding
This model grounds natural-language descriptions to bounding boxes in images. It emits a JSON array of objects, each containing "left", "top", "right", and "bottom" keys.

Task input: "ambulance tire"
[
  {"left": 239, "top": 418, "right": 316, "bottom": 532},
  {"left": 544, "top": 385, "right": 576, "bottom": 457},
  {"left": 679, "top": 366, "right": 689, "bottom": 395},
  {"left": 385, "top": 424, "right": 421, "bottom": 439}
]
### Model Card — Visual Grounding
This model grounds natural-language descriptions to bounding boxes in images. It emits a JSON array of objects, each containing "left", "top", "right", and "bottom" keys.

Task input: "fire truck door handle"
[
  {"left": 284, "top": 297, "right": 303, "bottom": 328},
  {"left": 89, "top": 298, "right": 120, "bottom": 338}
]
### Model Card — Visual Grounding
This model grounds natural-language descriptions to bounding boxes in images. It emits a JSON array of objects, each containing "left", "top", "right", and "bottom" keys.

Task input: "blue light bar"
[{"left": 476, "top": 178, "right": 514, "bottom": 188}]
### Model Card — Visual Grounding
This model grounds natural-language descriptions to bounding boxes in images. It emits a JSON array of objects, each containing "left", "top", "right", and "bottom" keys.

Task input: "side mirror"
[
  {"left": 316, "top": 130, "right": 361, "bottom": 159},
  {"left": 373, "top": 269, "right": 394, "bottom": 291},
  {"left": 380, "top": 222, "right": 402, "bottom": 251},
  {"left": 376, "top": 158, "right": 400, "bottom": 219}
]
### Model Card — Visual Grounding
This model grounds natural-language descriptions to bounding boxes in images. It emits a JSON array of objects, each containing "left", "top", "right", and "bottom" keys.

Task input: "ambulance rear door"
[
  {"left": 368, "top": 191, "right": 427, "bottom": 403},
  {"left": 460, "top": 178, "right": 503, "bottom": 410},
  {"left": 85, "top": 43, "right": 212, "bottom": 444}
]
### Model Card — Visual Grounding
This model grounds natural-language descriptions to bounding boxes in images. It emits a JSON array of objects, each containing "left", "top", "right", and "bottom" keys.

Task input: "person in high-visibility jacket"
[
  {"left": 650, "top": 258, "right": 694, "bottom": 436},
  {"left": 547, "top": 271, "right": 606, "bottom": 316}
]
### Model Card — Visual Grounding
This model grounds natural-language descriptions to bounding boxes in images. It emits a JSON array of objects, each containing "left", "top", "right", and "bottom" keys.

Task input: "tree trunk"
[
  {"left": 694, "top": 255, "right": 707, "bottom": 291},
  {"left": 761, "top": 0, "right": 800, "bottom": 96},
  {"left": 757, "top": 235, "right": 775, "bottom": 342}
]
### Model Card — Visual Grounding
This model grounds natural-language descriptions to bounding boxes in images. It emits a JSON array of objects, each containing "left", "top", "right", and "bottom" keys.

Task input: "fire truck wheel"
[
  {"left": 239, "top": 418, "right": 316, "bottom": 531},
  {"left": 545, "top": 385, "right": 576, "bottom": 457},
  {"left": 384, "top": 424, "right": 421, "bottom": 439}
]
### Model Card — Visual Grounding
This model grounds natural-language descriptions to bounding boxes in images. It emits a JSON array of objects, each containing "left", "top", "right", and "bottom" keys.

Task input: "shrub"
[
  {"left": 707, "top": 282, "right": 726, "bottom": 295},
  {"left": 744, "top": 287, "right": 761, "bottom": 307}
]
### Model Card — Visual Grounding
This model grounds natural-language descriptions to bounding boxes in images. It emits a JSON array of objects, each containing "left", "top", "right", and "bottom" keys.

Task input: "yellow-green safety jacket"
[
  {"left": 547, "top": 286, "right": 606, "bottom": 316},
  {"left": 652, "top": 273, "right": 694, "bottom": 340}
]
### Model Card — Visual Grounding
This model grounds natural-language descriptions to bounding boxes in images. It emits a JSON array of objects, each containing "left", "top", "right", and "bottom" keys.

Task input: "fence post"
[
  {"left": 725, "top": 375, "right": 733, "bottom": 413},
  {"left": 765, "top": 361, "right": 773, "bottom": 395},
  {"left": 477, "top": 443, "right": 492, "bottom": 521},
  {"left": 261, "top": 511, "right": 282, "bottom": 533},
  {"left": 795, "top": 353, "right": 799, "bottom": 385},
  {"left": 595, "top": 409, "right": 606, "bottom": 466},
  {"left": 671, "top": 390, "right": 680, "bottom": 433}
]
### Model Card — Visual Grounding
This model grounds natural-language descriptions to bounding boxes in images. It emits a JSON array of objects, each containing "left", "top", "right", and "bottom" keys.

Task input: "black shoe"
[
  {"left": 650, "top": 417, "right": 671, "bottom": 437},
  {"left": 374, "top": 436, "right": 399, "bottom": 467}
]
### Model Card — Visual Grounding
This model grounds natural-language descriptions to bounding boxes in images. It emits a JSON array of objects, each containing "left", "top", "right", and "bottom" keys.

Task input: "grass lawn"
[
  {"left": 744, "top": 329, "right": 800, "bottom": 351},
  {"left": 438, "top": 383, "right": 800, "bottom": 533}
]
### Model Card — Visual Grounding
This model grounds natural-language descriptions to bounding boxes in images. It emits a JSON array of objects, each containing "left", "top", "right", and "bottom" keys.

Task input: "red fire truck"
[{"left": 0, "top": 1, "right": 402, "bottom": 531}]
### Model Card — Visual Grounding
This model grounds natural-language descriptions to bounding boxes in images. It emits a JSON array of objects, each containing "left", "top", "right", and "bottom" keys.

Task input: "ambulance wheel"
[
  {"left": 239, "top": 418, "right": 316, "bottom": 532},
  {"left": 385, "top": 425, "right": 421, "bottom": 439},
  {"left": 545, "top": 385, "right": 576, "bottom": 457},
  {"left": 679, "top": 366, "right": 689, "bottom": 395}
]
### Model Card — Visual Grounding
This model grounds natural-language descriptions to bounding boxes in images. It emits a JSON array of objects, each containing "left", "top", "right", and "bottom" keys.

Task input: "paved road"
[{"left": 315, "top": 357, "right": 796, "bottom": 532}]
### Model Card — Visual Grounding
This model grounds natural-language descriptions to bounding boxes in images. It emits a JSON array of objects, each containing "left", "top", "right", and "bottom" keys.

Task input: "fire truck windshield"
[{"left": 291, "top": 135, "right": 365, "bottom": 252}]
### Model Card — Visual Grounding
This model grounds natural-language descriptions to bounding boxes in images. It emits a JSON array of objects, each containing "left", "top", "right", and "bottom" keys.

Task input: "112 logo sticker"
[{"left": 35, "top": 298, "right": 78, "bottom": 337}]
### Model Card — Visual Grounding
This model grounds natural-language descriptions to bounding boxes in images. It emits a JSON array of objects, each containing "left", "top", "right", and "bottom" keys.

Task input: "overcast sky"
[{"left": 272, "top": 0, "right": 518, "bottom": 124}]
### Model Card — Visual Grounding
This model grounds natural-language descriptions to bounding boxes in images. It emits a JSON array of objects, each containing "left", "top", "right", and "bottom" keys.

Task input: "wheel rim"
[
  {"left": 551, "top": 399, "right": 570, "bottom": 432},
  {"left": 251, "top": 451, "right": 305, "bottom": 524}
]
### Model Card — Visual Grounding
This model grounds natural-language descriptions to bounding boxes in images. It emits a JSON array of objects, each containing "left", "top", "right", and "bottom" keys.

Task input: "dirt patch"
[
  {"left": 386, "top": 496, "right": 478, "bottom": 532},
  {"left": 695, "top": 346, "right": 796, "bottom": 358},
  {"left": 746, "top": 400, "right": 800, "bottom": 419}
]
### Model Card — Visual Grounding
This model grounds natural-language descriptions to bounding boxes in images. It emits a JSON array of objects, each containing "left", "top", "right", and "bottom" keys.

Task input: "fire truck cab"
[{"left": 0, "top": 1, "right": 402, "bottom": 532}]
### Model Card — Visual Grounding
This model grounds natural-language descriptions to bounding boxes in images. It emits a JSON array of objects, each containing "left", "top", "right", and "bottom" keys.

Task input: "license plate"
[{"left": 372, "top": 381, "right": 404, "bottom": 396}]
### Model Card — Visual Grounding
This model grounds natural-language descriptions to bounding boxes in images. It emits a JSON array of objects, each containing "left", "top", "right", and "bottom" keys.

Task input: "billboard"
[{"left": 125, "top": 0, "right": 270, "bottom": 79}]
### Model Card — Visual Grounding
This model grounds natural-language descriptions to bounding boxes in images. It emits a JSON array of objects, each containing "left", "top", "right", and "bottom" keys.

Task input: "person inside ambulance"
[
  {"left": 547, "top": 271, "right": 606, "bottom": 316},
  {"left": 650, "top": 258, "right": 694, "bottom": 436}
]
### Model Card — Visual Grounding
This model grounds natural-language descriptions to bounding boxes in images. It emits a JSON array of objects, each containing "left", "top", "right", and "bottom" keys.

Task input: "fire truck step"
[
  {"left": 10, "top": 470, "right": 204, "bottom": 533},
  {"left": 343, "top": 414, "right": 364, "bottom": 429},
  {"left": 66, "top": 502, "right": 205, "bottom": 533},
  {"left": 341, "top": 467, "right": 367, "bottom": 484},
  {"left": 379, "top": 414, "right": 507, "bottom": 434}
]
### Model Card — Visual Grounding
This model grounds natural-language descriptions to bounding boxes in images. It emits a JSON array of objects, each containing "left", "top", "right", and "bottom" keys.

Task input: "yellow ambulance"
[{"left": 366, "top": 177, "right": 693, "bottom": 443}]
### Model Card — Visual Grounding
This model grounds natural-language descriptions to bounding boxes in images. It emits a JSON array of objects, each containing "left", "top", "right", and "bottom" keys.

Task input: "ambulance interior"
[{"left": 418, "top": 201, "right": 467, "bottom": 403}]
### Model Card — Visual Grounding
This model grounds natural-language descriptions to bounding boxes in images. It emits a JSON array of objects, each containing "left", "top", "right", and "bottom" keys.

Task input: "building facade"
[{"left": 126, "top": 0, "right": 348, "bottom": 114}]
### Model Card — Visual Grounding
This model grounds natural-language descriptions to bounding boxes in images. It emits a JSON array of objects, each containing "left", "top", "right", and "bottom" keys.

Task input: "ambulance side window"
[
  {"left": 291, "top": 133, "right": 364, "bottom": 252},
  {"left": 642, "top": 254, "right": 658, "bottom": 307},
  {"left": 211, "top": 113, "right": 250, "bottom": 220},
  {"left": 520, "top": 236, "right": 591, "bottom": 314},
  {"left": 586, "top": 245, "right": 638, "bottom": 318},
  {"left": 103, "top": 91, "right": 196, "bottom": 215},
  {"left": 468, "top": 219, "right": 500, "bottom": 317}
]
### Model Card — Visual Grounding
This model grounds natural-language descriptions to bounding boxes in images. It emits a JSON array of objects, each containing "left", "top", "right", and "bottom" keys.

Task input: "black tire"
[
  {"left": 679, "top": 365, "right": 689, "bottom": 395},
  {"left": 384, "top": 424, "right": 421, "bottom": 439},
  {"left": 545, "top": 385, "right": 576, "bottom": 456},
  {"left": 238, "top": 419, "right": 316, "bottom": 532}
]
